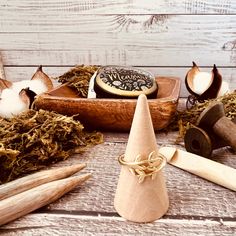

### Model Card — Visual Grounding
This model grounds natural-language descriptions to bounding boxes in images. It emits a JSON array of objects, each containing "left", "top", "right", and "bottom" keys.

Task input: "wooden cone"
[{"left": 114, "top": 94, "right": 169, "bottom": 223}]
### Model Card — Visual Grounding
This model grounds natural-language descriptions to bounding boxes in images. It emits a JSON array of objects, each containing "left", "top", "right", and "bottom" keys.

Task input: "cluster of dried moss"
[
  {"left": 57, "top": 65, "right": 99, "bottom": 97},
  {"left": 171, "top": 92, "right": 236, "bottom": 139},
  {"left": 0, "top": 109, "right": 103, "bottom": 184}
]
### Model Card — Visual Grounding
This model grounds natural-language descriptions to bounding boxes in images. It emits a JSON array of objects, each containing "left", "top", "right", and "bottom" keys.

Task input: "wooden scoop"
[
  {"left": 159, "top": 147, "right": 236, "bottom": 191},
  {"left": 0, "top": 173, "right": 91, "bottom": 226}
]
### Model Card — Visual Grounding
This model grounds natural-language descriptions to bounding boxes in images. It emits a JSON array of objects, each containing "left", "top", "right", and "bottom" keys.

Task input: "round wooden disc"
[
  {"left": 197, "top": 102, "right": 224, "bottom": 127},
  {"left": 184, "top": 126, "right": 213, "bottom": 158}
]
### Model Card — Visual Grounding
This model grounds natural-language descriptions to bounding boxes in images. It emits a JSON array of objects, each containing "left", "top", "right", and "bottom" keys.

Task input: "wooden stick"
[
  {"left": 0, "top": 163, "right": 86, "bottom": 201},
  {"left": 0, "top": 173, "right": 91, "bottom": 226},
  {"left": 0, "top": 52, "right": 6, "bottom": 80},
  {"left": 159, "top": 147, "right": 236, "bottom": 192},
  {"left": 0, "top": 52, "right": 12, "bottom": 90}
]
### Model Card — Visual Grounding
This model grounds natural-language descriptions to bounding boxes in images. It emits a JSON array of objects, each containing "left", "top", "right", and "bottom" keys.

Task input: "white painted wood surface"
[
  {"left": 0, "top": 0, "right": 236, "bottom": 15},
  {"left": 0, "top": 1, "right": 236, "bottom": 234},
  {"left": 0, "top": 1, "right": 236, "bottom": 96}
]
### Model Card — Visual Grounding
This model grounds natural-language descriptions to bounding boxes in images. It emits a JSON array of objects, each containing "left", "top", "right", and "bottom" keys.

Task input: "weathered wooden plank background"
[{"left": 1, "top": 0, "right": 236, "bottom": 97}]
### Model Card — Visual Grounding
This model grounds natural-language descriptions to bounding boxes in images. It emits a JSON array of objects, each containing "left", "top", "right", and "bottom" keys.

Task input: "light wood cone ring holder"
[
  {"left": 114, "top": 94, "right": 169, "bottom": 223},
  {"left": 118, "top": 151, "right": 167, "bottom": 184}
]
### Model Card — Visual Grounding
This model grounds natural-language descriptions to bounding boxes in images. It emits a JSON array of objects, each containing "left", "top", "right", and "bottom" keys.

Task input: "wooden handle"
[
  {"left": 173, "top": 149, "right": 236, "bottom": 191},
  {"left": 213, "top": 116, "right": 236, "bottom": 151},
  {"left": 0, "top": 163, "right": 86, "bottom": 201},
  {"left": 159, "top": 147, "right": 236, "bottom": 192},
  {"left": 0, "top": 173, "right": 91, "bottom": 226}
]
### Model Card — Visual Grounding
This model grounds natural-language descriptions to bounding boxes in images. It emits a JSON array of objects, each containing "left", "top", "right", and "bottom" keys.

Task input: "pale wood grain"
[
  {"left": 1, "top": 12, "right": 236, "bottom": 33},
  {"left": 103, "top": 130, "right": 182, "bottom": 144},
  {"left": 0, "top": 164, "right": 86, "bottom": 201},
  {"left": 30, "top": 136, "right": 236, "bottom": 219},
  {"left": 1, "top": 213, "right": 236, "bottom": 235},
  {"left": 0, "top": 26, "right": 235, "bottom": 67},
  {"left": 4, "top": 66, "right": 236, "bottom": 97},
  {"left": 160, "top": 147, "right": 236, "bottom": 192},
  {"left": 1, "top": 14, "right": 236, "bottom": 44},
  {"left": 1, "top": 49, "right": 235, "bottom": 70},
  {"left": 1, "top": 20, "right": 233, "bottom": 51},
  {"left": 114, "top": 94, "right": 169, "bottom": 222},
  {"left": 0, "top": 0, "right": 235, "bottom": 17},
  {"left": 0, "top": 174, "right": 90, "bottom": 226}
]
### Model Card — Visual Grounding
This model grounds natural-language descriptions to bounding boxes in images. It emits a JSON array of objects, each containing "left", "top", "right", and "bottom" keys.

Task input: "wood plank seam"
[{"left": 35, "top": 209, "right": 236, "bottom": 223}]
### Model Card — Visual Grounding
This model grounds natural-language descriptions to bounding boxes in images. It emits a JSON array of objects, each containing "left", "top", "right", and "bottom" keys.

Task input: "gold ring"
[{"left": 118, "top": 151, "right": 167, "bottom": 183}]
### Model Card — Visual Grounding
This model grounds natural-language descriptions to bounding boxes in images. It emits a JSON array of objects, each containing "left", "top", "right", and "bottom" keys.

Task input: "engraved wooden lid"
[{"left": 94, "top": 66, "right": 158, "bottom": 98}]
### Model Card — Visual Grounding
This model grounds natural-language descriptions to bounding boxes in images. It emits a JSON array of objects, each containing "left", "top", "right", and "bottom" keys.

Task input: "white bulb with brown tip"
[
  {"left": 11, "top": 66, "right": 53, "bottom": 96},
  {"left": 114, "top": 94, "right": 169, "bottom": 223},
  {"left": 192, "top": 72, "right": 230, "bottom": 97},
  {"left": 192, "top": 72, "right": 212, "bottom": 95},
  {"left": 12, "top": 79, "right": 49, "bottom": 95}
]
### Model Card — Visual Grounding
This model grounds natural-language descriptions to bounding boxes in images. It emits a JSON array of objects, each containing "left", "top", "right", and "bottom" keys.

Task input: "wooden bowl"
[{"left": 34, "top": 77, "right": 181, "bottom": 131}]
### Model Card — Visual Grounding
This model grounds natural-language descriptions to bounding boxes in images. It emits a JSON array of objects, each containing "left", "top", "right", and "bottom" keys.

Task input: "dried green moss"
[
  {"left": 56, "top": 65, "right": 99, "bottom": 97},
  {"left": 0, "top": 109, "right": 103, "bottom": 184}
]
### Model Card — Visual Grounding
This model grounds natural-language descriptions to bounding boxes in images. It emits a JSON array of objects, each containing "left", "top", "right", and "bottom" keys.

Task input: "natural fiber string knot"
[{"left": 118, "top": 151, "right": 167, "bottom": 183}]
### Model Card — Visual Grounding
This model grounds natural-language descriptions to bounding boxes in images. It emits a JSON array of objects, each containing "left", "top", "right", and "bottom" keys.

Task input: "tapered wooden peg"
[
  {"left": 0, "top": 163, "right": 87, "bottom": 201},
  {"left": 114, "top": 94, "right": 169, "bottom": 223},
  {"left": 0, "top": 173, "right": 91, "bottom": 226}
]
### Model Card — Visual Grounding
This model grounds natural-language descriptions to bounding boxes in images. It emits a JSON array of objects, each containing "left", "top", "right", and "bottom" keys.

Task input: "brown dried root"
[
  {"left": 0, "top": 109, "right": 103, "bottom": 184},
  {"left": 56, "top": 65, "right": 99, "bottom": 97}
]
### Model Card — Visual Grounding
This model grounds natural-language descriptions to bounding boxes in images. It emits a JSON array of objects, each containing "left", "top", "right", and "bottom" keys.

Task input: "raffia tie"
[{"left": 118, "top": 151, "right": 166, "bottom": 184}]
